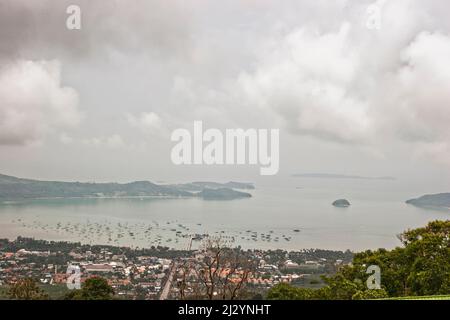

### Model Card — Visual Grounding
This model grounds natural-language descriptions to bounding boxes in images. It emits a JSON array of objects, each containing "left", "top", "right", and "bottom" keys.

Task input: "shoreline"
[{"left": 0, "top": 235, "right": 355, "bottom": 255}]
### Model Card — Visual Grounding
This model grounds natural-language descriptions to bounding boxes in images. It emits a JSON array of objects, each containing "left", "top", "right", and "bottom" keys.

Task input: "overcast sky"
[{"left": 1, "top": 0, "right": 450, "bottom": 189}]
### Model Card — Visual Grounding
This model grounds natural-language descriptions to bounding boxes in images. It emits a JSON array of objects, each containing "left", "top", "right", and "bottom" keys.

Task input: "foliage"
[
  {"left": 347, "top": 220, "right": 450, "bottom": 297},
  {"left": 8, "top": 278, "right": 49, "bottom": 300},
  {"left": 266, "top": 283, "right": 316, "bottom": 300},
  {"left": 352, "top": 289, "right": 389, "bottom": 300},
  {"left": 267, "top": 220, "right": 450, "bottom": 300},
  {"left": 63, "top": 277, "right": 114, "bottom": 300}
]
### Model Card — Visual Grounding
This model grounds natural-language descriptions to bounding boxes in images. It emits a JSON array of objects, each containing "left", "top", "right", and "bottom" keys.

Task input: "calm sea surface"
[{"left": 1, "top": 177, "right": 449, "bottom": 251}]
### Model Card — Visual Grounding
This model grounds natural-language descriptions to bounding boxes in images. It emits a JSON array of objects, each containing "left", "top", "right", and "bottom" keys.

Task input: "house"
[
  {"left": 84, "top": 264, "right": 114, "bottom": 273},
  {"left": 283, "top": 260, "right": 299, "bottom": 269}
]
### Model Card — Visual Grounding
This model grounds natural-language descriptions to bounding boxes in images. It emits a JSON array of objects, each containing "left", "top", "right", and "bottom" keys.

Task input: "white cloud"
[
  {"left": 105, "top": 134, "right": 125, "bottom": 148},
  {"left": 59, "top": 132, "right": 73, "bottom": 145},
  {"left": 82, "top": 134, "right": 124, "bottom": 149},
  {"left": 237, "top": 23, "right": 372, "bottom": 144},
  {"left": 127, "top": 112, "right": 164, "bottom": 135},
  {"left": 394, "top": 31, "right": 450, "bottom": 142},
  {"left": 232, "top": 3, "right": 450, "bottom": 163},
  {"left": 0, "top": 60, "right": 81, "bottom": 145},
  {"left": 378, "top": 31, "right": 450, "bottom": 163}
]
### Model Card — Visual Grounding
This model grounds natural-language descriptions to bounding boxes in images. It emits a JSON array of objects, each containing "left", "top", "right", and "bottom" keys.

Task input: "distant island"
[
  {"left": 406, "top": 193, "right": 450, "bottom": 209},
  {"left": 171, "top": 181, "right": 255, "bottom": 191},
  {"left": 197, "top": 188, "right": 252, "bottom": 200},
  {"left": 292, "top": 173, "right": 395, "bottom": 181},
  {"left": 332, "top": 199, "right": 351, "bottom": 207},
  {"left": 0, "top": 174, "right": 253, "bottom": 201}
]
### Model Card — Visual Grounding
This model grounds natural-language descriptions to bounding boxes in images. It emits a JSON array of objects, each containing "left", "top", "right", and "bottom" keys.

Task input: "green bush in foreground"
[
  {"left": 8, "top": 278, "right": 49, "bottom": 300},
  {"left": 63, "top": 277, "right": 114, "bottom": 300},
  {"left": 268, "top": 220, "right": 449, "bottom": 300}
]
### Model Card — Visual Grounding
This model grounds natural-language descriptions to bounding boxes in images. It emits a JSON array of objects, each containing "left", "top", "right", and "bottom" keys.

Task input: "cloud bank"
[
  {"left": 0, "top": 60, "right": 80, "bottom": 145},
  {"left": 1, "top": 0, "right": 450, "bottom": 179}
]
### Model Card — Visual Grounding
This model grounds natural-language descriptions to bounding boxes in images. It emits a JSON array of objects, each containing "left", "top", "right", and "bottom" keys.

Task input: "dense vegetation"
[
  {"left": 7, "top": 278, "right": 49, "bottom": 300},
  {"left": 64, "top": 277, "right": 115, "bottom": 300},
  {"left": 267, "top": 220, "right": 450, "bottom": 300},
  {"left": 4, "top": 278, "right": 113, "bottom": 300}
]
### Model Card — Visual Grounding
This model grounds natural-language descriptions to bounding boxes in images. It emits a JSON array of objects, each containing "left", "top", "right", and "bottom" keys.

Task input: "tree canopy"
[
  {"left": 267, "top": 220, "right": 450, "bottom": 300},
  {"left": 8, "top": 278, "right": 49, "bottom": 300},
  {"left": 64, "top": 277, "right": 114, "bottom": 300}
]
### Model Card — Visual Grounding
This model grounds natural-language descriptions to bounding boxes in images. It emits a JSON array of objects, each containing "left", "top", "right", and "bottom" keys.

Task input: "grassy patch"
[{"left": 382, "top": 295, "right": 450, "bottom": 300}]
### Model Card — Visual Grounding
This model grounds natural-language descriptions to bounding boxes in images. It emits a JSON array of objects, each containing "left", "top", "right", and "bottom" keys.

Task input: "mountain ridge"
[{"left": 0, "top": 173, "right": 252, "bottom": 201}]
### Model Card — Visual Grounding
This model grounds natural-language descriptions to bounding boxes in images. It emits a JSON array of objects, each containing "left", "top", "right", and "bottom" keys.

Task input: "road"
[{"left": 159, "top": 261, "right": 177, "bottom": 300}]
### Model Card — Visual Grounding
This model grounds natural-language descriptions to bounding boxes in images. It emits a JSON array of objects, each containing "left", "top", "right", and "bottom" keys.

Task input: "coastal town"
[{"left": 0, "top": 237, "right": 352, "bottom": 300}]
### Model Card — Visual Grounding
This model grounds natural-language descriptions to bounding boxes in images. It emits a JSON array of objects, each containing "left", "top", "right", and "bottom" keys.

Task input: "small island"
[{"left": 332, "top": 199, "right": 351, "bottom": 207}]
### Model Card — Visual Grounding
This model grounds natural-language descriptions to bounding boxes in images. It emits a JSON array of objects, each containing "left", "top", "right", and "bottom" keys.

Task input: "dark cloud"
[{"left": 0, "top": 0, "right": 192, "bottom": 61}]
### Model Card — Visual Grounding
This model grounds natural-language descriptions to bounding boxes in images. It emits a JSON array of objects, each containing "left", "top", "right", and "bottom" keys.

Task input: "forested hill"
[{"left": 0, "top": 174, "right": 253, "bottom": 200}]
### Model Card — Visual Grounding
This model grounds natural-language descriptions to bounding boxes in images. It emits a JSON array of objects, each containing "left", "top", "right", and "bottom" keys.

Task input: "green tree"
[
  {"left": 352, "top": 289, "right": 389, "bottom": 300},
  {"left": 267, "top": 220, "right": 450, "bottom": 300},
  {"left": 401, "top": 220, "right": 450, "bottom": 295},
  {"left": 348, "top": 220, "right": 450, "bottom": 297},
  {"left": 8, "top": 278, "right": 49, "bottom": 300},
  {"left": 266, "top": 283, "right": 299, "bottom": 300},
  {"left": 266, "top": 283, "right": 316, "bottom": 300},
  {"left": 64, "top": 277, "right": 114, "bottom": 300},
  {"left": 318, "top": 274, "right": 362, "bottom": 300}
]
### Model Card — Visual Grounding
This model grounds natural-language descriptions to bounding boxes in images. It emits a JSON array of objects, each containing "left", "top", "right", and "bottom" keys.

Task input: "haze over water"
[{"left": 1, "top": 176, "right": 448, "bottom": 252}]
